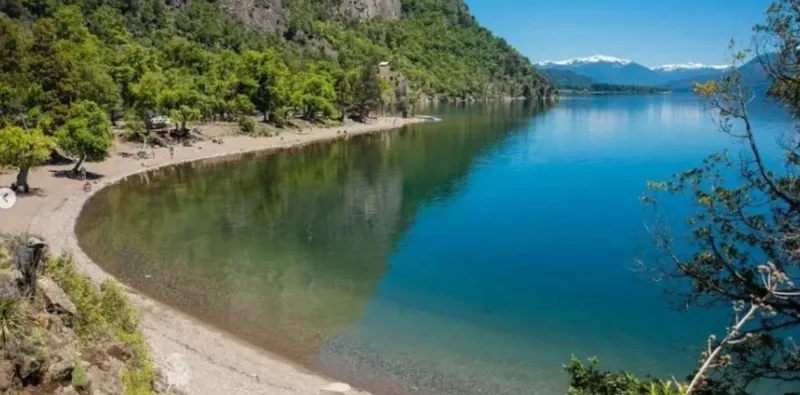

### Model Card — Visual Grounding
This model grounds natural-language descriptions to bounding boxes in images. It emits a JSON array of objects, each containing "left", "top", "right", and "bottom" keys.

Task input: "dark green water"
[{"left": 77, "top": 97, "right": 791, "bottom": 394}]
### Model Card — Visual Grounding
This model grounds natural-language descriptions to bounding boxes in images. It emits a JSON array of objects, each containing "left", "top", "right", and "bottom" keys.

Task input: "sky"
[{"left": 465, "top": 0, "right": 774, "bottom": 67}]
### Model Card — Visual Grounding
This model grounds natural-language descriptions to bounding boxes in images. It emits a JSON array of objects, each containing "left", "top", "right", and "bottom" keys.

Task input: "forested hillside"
[
  {"left": 0, "top": 0, "right": 554, "bottom": 191},
  {"left": 0, "top": 0, "right": 555, "bottom": 129}
]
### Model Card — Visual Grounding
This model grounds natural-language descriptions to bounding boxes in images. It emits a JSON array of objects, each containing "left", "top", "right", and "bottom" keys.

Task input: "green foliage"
[
  {"left": 0, "top": 126, "right": 54, "bottom": 169},
  {"left": 55, "top": 100, "right": 113, "bottom": 164},
  {"left": 564, "top": 357, "right": 686, "bottom": 395},
  {"left": 291, "top": 72, "right": 337, "bottom": 121},
  {"left": 20, "top": 326, "right": 49, "bottom": 360},
  {"left": 46, "top": 254, "right": 154, "bottom": 394},
  {"left": 72, "top": 358, "right": 89, "bottom": 389},
  {"left": 244, "top": 49, "right": 290, "bottom": 123},
  {"left": 350, "top": 64, "right": 383, "bottom": 121},
  {"left": 0, "top": 297, "right": 24, "bottom": 346},
  {"left": 0, "top": 0, "right": 555, "bottom": 140},
  {"left": 237, "top": 116, "right": 255, "bottom": 135}
]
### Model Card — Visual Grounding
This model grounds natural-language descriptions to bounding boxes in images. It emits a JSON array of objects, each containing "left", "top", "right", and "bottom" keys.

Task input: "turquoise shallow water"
[{"left": 77, "top": 95, "right": 790, "bottom": 394}]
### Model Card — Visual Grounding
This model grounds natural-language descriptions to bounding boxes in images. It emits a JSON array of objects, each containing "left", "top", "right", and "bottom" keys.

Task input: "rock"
[
  {"left": 87, "top": 363, "right": 124, "bottom": 395},
  {"left": 106, "top": 344, "right": 130, "bottom": 362},
  {"left": 152, "top": 367, "right": 169, "bottom": 393},
  {"left": 47, "top": 358, "right": 74, "bottom": 383},
  {"left": 0, "top": 360, "right": 15, "bottom": 392},
  {"left": 82, "top": 346, "right": 110, "bottom": 371},
  {"left": 16, "top": 354, "right": 42, "bottom": 381},
  {"left": 338, "top": 0, "right": 401, "bottom": 21},
  {"left": 37, "top": 278, "right": 78, "bottom": 317},
  {"left": 55, "top": 386, "right": 80, "bottom": 395},
  {"left": 321, "top": 382, "right": 352, "bottom": 394},
  {"left": 217, "top": 0, "right": 285, "bottom": 33},
  {"left": 47, "top": 323, "right": 78, "bottom": 350},
  {"left": 0, "top": 270, "right": 21, "bottom": 299}
]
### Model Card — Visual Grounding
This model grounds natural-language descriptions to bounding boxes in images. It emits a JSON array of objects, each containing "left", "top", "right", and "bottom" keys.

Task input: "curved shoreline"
[{"left": 2, "top": 116, "right": 428, "bottom": 395}]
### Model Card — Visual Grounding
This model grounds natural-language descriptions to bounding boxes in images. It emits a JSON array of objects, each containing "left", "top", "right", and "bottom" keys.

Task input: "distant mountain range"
[
  {"left": 536, "top": 55, "right": 731, "bottom": 86},
  {"left": 535, "top": 54, "right": 772, "bottom": 91}
]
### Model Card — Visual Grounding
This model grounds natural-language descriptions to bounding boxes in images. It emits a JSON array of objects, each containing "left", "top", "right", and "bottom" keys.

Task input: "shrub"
[
  {"left": 237, "top": 116, "right": 256, "bottom": 135},
  {"left": 21, "top": 326, "right": 49, "bottom": 360},
  {"left": 72, "top": 359, "right": 89, "bottom": 389},
  {"left": 564, "top": 357, "right": 685, "bottom": 395},
  {"left": 46, "top": 254, "right": 154, "bottom": 394},
  {"left": 0, "top": 297, "right": 24, "bottom": 347}
]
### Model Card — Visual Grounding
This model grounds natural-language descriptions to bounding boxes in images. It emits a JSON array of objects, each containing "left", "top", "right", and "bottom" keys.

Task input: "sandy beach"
[{"left": 0, "top": 116, "right": 427, "bottom": 395}]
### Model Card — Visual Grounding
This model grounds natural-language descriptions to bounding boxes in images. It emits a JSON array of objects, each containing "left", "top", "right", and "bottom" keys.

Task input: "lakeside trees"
[
  {"left": 565, "top": 1, "right": 800, "bottom": 394},
  {"left": 0, "top": 127, "right": 54, "bottom": 192},
  {"left": 0, "top": 0, "right": 430, "bottom": 190}
]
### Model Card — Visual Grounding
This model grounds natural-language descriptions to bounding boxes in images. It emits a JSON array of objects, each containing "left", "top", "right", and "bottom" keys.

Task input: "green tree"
[
  {"left": 334, "top": 68, "right": 359, "bottom": 121},
  {"left": 55, "top": 100, "right": 113, "bottom": 176},
  {"left": 157, "top": 77, "right": 206, "bottom": 131},
  {"left": 291, "top": 72, "right": 337, "bottom": 121},
  {"left": 0, "top": 126, "right": 54, "bottom": 193},
  {"left": 129, "top": 70, "right": 165, "bottom": 121},
  {"left": 351, "top": 64, "right": 382, "bottom": 122},
  {"left": 243, "top": 50, "right": 289, "bottom": 123}
]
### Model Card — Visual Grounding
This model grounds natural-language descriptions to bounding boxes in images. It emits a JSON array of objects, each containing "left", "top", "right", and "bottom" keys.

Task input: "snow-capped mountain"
[
  {"left": 535, "top": 55, "right": 728, "bottom": 86},
  {"left": 650, "top": 63, "right": 730, "bottom": 81},
  {"left": 651, "top": 62, "right": 729, "bottom": 72},
  {"left": 535, "top": 54, "right": 659, "bottom": 85},
  {"left": 535, "top": 55, "right": 632, "bottom": 67}
]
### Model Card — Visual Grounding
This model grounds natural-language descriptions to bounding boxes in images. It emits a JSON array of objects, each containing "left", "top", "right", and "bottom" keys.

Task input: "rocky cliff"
[
  {"left": 218, "top": 0, "right": 287, "bottom": 33},
  {"left": 338, "top": 0, "right": 402, "bottom": 21},
  {"left": 215, "top": 0, "right": 401, "bottom": 33}
]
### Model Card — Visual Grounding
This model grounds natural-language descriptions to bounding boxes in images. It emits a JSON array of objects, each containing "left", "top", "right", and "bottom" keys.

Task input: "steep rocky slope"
[{"left": 338, "top": 0, "right": 402, "bottom": 20}]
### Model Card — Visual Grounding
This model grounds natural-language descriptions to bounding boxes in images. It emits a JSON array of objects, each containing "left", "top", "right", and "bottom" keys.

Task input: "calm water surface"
[{"left": 77, "top": 95, "right": 790, "bottom": 394}]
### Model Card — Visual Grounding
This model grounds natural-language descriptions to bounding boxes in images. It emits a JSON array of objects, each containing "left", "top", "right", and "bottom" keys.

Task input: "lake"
[{"left": 76, "top": 95, "right": 790, "bottom": 394}]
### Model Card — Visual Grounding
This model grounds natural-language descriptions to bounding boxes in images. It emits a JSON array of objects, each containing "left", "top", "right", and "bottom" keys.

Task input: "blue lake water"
[{"left": 77, "top": 94, "right": 790, "bottom": 394}]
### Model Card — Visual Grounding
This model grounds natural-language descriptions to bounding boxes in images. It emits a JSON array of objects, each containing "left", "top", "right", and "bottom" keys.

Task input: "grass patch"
[
  {"left": 72, "top": 359, "right": 89, "bottom": 389},
  {"left": 47, "top": 254, "right": 154, "bottom": 395}
]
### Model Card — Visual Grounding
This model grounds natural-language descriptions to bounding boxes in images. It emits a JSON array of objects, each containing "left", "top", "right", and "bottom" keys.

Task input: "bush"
[
  {"left": 72, "top": 359, "right": 89, "bottom": 389},
  {"left": 564, "top": 357, "right": 685, "bottom": 395},
  {"left": 46, "top": 254, "right": 154, "bottom": 394},
  {"left": 0, "top": 297, "right": 24, "bottom": 347},
  {"left": 237, "top": 116, "right": 255, "bottom": 135}
]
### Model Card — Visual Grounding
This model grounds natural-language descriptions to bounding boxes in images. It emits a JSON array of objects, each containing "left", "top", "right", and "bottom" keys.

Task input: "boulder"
[
  {"left": 82, "top": 346, "right": 111, "bottom": 371},
  {"left": 37, "top": 278, "right": 78, "bottom": 317},
  {"left": 0, "top": 360, "right": 15, "bottom": 392},
  {"left": 47, "top": 323, "right": 77, "bottom": 350},
  {"left": 46, "top": 358, "right": 74, "bottom": 383},
  {"left": 321, "top": 382, "right": 352, "bottom": 394},
  {"left": 16, "top": 354, "right": 42, "bottom": 382},
  {"left": 106, "top": 344, "right": 130, "bottom": 362},
  {"left": 87, "top": 363, "right": 124, "bottom": 395}
]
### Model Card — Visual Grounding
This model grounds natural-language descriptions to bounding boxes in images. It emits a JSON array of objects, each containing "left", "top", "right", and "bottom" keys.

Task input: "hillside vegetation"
[
  {"left": 0, "top": 0, "right": 554, "bottom": 191},
  {"left": 0, "top": 235, "right": 157, "bottom": 394}
]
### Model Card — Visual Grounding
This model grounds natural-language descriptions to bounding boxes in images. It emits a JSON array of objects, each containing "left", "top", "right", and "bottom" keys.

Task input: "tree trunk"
[
  {"left": 263, "top": 112, "right": 268, "bottom": 123},
  {"left": 72, "top": 154, "right": 86, "bottom": 176},
  {"left": 14, "top": 167, "right": 30, "bottom": 194}
]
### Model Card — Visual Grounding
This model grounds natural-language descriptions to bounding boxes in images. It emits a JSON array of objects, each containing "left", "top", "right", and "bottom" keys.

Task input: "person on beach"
[{"left": 170, "top": 146, "right": 175, "bottom": 159}]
